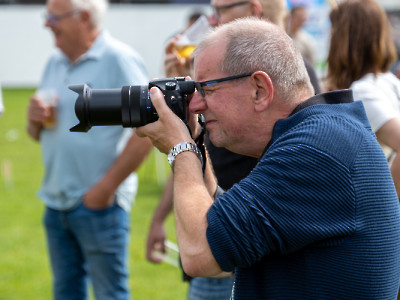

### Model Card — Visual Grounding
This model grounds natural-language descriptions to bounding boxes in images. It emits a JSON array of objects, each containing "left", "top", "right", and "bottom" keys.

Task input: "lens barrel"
[
  {"left": 123, "top": 85, "right": 158, "bottom": 128},
  {"left": 69, "top": 78, "right": 195, "bottom": 132},
  {"left": 70, "top": 84, "right": 127, "bottom": 132}
]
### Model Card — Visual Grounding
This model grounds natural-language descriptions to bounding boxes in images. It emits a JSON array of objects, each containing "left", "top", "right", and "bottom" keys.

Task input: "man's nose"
[
  {"left": 208, "top": 14, "right": 218, "bottom": 27},
  {"left": 189, "top": 91, "right": 207, "bottom": 114}
]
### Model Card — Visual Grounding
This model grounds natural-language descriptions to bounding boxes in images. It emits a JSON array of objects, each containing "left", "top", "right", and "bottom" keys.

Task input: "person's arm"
[
  {"left": 172, "top": 150, "right": 222, "bottom": 277},
  {"left": 146, "top": 174, "right": 174, "bottom": 263},
  {"left": 136, "top": 87, "right": 222, "bottom": 277},
  {"left": 375, "top": 117, "right": 400, "bottom": 199},
  {"left": 83, "top": 131, "right": 153, "bottom": 209},
  {"left": 164, "top": 36, "right": 193, "bottom": 78}
]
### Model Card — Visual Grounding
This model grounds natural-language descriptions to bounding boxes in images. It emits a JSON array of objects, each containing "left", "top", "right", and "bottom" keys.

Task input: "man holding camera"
[
  {"left": 26, "top": 0, "right": 152, "bottom": 299},
  {"left": 147, "top": 0, "right": 320, "bottom": 298},
  {"left": 138, "top": 18, "right": 400, "bottom": 299}
]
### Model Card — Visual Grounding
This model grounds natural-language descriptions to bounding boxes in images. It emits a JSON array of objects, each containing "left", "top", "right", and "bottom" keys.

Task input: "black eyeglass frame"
[
  {"left": 195, "top": 72, "right": 253, "bottom": 98},
  {"left": 212, "top": 1, "right": 251, "bottom": 18}
]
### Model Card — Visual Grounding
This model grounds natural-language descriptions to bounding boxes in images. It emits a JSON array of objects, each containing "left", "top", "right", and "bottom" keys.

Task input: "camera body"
[{"left": 69, "top": 77, "right": 195, "bottom": 132}]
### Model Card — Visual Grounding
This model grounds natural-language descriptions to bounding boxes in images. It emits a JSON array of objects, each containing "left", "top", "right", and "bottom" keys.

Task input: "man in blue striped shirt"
[{"left": 137, "top": 18, "right": 400, "bottom": 299}]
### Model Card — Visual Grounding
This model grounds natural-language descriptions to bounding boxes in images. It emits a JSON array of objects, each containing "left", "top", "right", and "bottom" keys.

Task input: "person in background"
[
  {"left": 325, "top": 0, "right": 400, "bottom": 199},
  {"left": 287, "top": 5, "right": 316, "bottom": 65},
  {"left": 26, "top": 0, "right": 152, "bottom": 299},
  {"left": 138, "top": 17, "right": 400, "bottom": 299},
  {"left": 147, "top": 1, "right": 320, "bottom": 299},
  {"left": 167, "top": 10, "right": 206, "bottom": 41},
  {"left": 187, "top": 10, "right": 206, "bottom": 29},
  {"left": 164, "top": 0, "right": 320, "bottom": 93}
]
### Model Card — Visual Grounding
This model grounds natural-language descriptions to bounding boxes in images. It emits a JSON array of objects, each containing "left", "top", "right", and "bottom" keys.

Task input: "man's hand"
[
  {"left": 27, "top": 95, "right": 49, "bottom": 141},
  {"left": 146, "top": 220, "right": 167, "bottom": 263},
  {"left": 136, "top": 87, "right": 194, "bottom": 153},
  {"left": 27, "top": 95, "right": 50, "bottom": 125},
  {"left": 164, "top": 36, "right": 193, "bottom": 78},
  {"left": 83, "top": 182, "right": 115, "bottom": 210}
]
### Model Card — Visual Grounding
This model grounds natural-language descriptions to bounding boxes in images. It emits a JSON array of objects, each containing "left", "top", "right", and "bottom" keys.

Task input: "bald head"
[{"left": 194, "top": 17, "right": 313, "bottom": 102}]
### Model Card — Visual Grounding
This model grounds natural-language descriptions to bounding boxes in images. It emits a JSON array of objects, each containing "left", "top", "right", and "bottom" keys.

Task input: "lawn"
[{"left": 0, "top": 88, "right": 188, "bottom": 299}]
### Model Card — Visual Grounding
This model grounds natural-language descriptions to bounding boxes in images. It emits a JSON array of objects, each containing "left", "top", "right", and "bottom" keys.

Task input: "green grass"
[{"left": 0, "top": 89, "right": 188, "bottom": 299}]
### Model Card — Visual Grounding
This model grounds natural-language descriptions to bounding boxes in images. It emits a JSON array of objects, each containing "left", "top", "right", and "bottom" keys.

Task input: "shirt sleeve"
[
  {"left": 351, "top": 79, "right": 398, "bottom": 132},
  {"left": 206, "top": 142, "right": 357, "bottom": 272}
]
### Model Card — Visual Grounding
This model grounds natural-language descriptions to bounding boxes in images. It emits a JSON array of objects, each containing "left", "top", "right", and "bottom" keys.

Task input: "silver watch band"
[{"left": 168, "top": 142, "right": 203, "bottom": 170}]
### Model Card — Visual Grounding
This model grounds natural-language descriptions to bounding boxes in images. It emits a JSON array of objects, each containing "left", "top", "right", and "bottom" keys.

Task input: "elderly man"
[
  {"left": 147, "top": 1, "right": 319, "bottom": 299},
  {"left": 138, "top": 18, "right": 400, "bottom": 299},
  {"left": 26, "top": 0, "right": 152, "bottom": 299}
]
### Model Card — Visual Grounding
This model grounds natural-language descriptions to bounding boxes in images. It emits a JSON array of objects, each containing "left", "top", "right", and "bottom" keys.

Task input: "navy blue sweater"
[{"left": 207, "top": 91, "right": 400, "bottom": 299}]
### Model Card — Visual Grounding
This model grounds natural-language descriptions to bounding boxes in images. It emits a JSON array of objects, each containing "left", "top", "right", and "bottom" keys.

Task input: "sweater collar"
[
  {"left": 290, "top": 89, "right": 353, "bottom": 116},
  {"left": 259, "top": 90, "right": 354, "bottom": 159}
]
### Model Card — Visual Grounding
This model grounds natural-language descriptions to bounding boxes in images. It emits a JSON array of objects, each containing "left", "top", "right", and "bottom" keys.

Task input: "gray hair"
[
  {"left": 70, "top": 0, "right": 108, "bottom": 28},
  {"left": 194, "top": 17, "right": 313, "bottom": 101}
]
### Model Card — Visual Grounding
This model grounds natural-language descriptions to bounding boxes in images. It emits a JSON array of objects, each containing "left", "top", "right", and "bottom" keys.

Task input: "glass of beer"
[
  {"left": 36, "top": 88, "right": 58, "bottom": 129},
  {"left": 175, "top": 15, "right": 210, "bottom": 59}
]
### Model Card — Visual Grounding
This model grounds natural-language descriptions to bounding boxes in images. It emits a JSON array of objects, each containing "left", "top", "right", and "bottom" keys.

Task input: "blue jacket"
[{"left": 207, "top": 90, "right": 400, "bottom": 299}]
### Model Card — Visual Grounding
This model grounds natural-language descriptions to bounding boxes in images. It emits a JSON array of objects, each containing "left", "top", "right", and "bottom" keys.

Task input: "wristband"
[{"left": 168, "top": 142, "right": 203, "bottom": 171}]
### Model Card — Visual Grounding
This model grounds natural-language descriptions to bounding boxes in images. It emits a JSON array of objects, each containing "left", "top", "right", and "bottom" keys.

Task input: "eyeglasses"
[
  {"left": 44, "top": 10, "right": 79, "bottom": 26},
  {"left": 212, "top": 1, "right": 251, "bottom": 19},
  {"left": 195, "top": 72, "right": 253, "bottom": 98}
]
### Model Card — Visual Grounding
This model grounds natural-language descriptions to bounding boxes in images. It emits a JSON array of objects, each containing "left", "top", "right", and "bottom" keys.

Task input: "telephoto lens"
[{"left": 69, "top": 77, "right": 196, "bottom": 132}]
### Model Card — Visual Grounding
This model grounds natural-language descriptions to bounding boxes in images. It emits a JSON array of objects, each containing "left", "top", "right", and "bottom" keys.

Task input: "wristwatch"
[{"left": 168, "top": 142, "right": 203, "bottom": 170}]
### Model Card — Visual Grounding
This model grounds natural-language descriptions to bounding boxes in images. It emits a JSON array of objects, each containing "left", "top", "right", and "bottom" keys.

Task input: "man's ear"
[
  {"left": 251, "top": 71, "right": 274, "bottom": 112},
  {"left": 251, "top": 0, "right": 263, "bottom": 18},
  {"left": 79, "top": 10, "right": 92, "bottom": 25}
]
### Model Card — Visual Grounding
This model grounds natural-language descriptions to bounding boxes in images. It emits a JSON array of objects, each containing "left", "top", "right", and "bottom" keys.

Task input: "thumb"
[{"left": 150, "top": 87, "right": 169, "bottom": 117}]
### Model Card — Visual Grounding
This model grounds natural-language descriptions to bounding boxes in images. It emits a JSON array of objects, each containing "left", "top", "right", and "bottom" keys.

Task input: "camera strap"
[{"left": 194, "top": 114, "right": 207, "bottom": 174}]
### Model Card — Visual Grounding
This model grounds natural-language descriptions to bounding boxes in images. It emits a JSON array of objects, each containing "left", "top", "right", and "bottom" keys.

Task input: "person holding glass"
[{"left": 26, "top": 0, "right": 152, "bottom": 299}]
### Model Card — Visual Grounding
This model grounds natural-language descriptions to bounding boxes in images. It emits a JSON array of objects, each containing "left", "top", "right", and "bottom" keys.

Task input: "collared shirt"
[{"left": 38, "top": 30, "right": 148, "bottom": 211}]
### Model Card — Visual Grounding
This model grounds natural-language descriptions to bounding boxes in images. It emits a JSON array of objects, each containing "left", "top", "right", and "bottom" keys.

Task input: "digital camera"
[{"left": 69, "top": 77, "right": 195, "bottom": 132}]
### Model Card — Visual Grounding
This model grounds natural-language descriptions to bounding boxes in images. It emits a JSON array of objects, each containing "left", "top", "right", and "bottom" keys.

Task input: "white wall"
[{"left": 0, "top": 4, "right": 209, "bottom": 87}]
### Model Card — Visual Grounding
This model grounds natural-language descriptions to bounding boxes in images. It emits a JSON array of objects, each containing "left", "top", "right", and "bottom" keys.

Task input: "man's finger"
[{"left": 149, "top": 87, "right": 170, "bottom": 116}]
